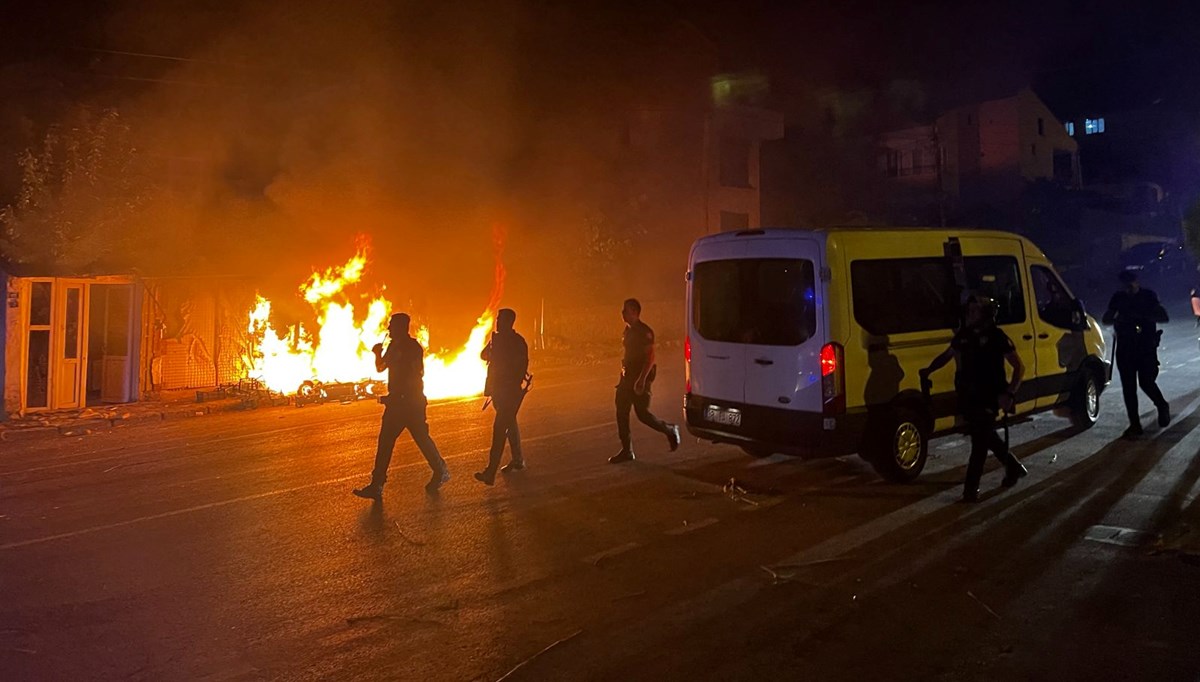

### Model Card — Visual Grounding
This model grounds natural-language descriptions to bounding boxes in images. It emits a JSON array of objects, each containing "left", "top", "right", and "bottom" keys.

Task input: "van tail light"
[
  {"left": 684, "top": 336, "right": 692, "bottom": 394},
  {"left": 820, "top": 342, "right": 845, "bottom": 415}
]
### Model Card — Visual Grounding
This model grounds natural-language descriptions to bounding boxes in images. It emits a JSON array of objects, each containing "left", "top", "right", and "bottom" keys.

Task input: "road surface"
[{"left": 3, "top": 321, "right": 1199, "bottom": 681}]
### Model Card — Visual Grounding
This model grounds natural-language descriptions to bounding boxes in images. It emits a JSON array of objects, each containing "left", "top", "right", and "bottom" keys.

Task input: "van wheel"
[
  {"left": 1069, "top": 370, "right": 1101, "bottom": 429},
  {"left": 866, "top": 407, "right": 929, "bottom": 483},
  {"left": 740, "top": 445, "right": 775, "bottom": 458}
]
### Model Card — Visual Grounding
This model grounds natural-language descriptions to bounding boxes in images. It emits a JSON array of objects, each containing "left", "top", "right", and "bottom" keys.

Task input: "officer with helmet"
[{"left": 920, "top": 294, "right": 1028, "bottom": 503}]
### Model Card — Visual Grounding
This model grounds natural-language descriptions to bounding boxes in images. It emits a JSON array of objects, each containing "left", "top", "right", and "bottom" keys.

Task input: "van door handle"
[
  {"left": 1037, "top": 333, "right": 1050, "bottom": 339},
  {"left": 754, "top": 358, "right": 774, "bottom": 366},
  {"left": 1022, "top": 334, "right": 1033, "bottom": 340},
  {"left": 707, "top": 354, "right": 730, "bottom": 360}
]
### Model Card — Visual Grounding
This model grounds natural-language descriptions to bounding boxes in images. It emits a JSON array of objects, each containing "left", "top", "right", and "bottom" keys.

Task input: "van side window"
[
  {"left": 1030, "top": 265, "right": 1077, "bottom": 329},
  {"left": 850, "top": 258, "right": 958, "bottom": 334},
  {"left": 851, "top": 255, "right": 1027, "bottom": 335},
  {"left": 693, "top": 259, "right": 817, "bottom": 346},
  {"left": 963, "top": 256, "right": 1026, "bottom": 325}
]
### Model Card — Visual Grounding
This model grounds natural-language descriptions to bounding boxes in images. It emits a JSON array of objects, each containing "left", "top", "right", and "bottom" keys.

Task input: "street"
[{"left": 3, "top": 322, "right": 1200, "bottom": 682}]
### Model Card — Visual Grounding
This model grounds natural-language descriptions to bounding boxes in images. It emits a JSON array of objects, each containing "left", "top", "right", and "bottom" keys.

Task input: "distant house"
[
  {"left": 878, "top": 89, "right": 1080, "bottom": 218},
  {"left": 1, "top": 259, "right": 256, "bottom": 420}
]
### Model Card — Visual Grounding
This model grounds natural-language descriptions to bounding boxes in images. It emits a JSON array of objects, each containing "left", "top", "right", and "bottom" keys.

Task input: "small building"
[
  {"left": 2, "top": 259, "right": 256, "bottom": 420},
  {"left": 1, "top": 263, "right": 141, "bottom": 418}
]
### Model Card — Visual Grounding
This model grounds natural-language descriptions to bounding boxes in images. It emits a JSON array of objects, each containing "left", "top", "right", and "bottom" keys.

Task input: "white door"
[
  {"left": 95, "top": 284, "right": 135, "bottom": 403},
  {"left": 53, "top": 282, "right": 88, "bottom": 409},
  {"left": 740, "top": 238, "right": 824, "bottom": 412},
  {"left": 689, "top": 240, "right": 748, "bottom": 403},
  {"left": 23, "top": 280, "right": 54, "bottom": 411}
]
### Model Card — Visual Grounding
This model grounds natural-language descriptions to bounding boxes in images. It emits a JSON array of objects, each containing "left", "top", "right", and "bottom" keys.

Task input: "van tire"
[
  {"left": 1068, "top": 370, "right": 1101, "bottom": 429},
  {"left": 866, "top": 407, "right": 929, "bottom": 483}
]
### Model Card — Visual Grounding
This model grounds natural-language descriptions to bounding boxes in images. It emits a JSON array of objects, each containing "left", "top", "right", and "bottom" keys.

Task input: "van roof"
[{"left": 696, "top": 225, "right": 1041, "bottom": 244}]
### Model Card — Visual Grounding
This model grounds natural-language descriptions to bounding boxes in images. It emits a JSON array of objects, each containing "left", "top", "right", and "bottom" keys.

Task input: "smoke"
[
  {"left": 72, "top": 2, "right": 517, "bottom": 330},
  {"left": 4, "top": 0, "right": 725, "bottom": 344}
]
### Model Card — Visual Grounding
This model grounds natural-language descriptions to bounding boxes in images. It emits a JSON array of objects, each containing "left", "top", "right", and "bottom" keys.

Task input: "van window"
[
  {"left": 693, "top": 259, "right": 817, "bottom": 346},
  {"left": 851, "top": 258, "right": 957, "bottom": 334},
  {"left": 1030, "top": 265, "right": 1077, "bottom": 329},
  {"left": 965, "top": 256, "right": 1026, "bottom": 325},
  {"left": 851, "top": 255, "right": 1026, "bottom": 335}
]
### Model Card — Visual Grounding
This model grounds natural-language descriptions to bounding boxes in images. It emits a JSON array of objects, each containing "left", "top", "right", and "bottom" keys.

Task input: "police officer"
[
  {"left": 609, "top": 298, "right": 681, "bottom": 463},
  {"left": 354, "top": 312, "right": 449, "bottom": 498},
  {"left": 474, "top": 308, "right": 529, "bottom": 485},
  {"left": 920, "top": 295, "right": 1028, "bottom": 503},
  {"left": 1102, "top": 270, "right": 1170, "bottom": 438}
]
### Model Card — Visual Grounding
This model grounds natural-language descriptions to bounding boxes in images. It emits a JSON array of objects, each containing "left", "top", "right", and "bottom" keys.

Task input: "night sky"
[{"left": 4, "top": 0, "right": 1199, "bottom": 111}]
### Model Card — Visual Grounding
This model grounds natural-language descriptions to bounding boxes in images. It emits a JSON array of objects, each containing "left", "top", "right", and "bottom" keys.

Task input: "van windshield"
[{"left": 693, "top": 258, "right": 817, "bottom": 346}]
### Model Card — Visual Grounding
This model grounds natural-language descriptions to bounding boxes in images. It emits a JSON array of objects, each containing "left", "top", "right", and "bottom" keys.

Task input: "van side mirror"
[{"left": 1070, "top": 299, "right": 1088, "bottom": 331}]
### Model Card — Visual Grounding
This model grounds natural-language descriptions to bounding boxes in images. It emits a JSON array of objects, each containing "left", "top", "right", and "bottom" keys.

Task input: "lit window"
[
  {"left": 1065, "top": 121, "right": 1075, "bottom": 136},
  {"left": 1085, "top": 118, "right": 1105, "bottom": 135}
]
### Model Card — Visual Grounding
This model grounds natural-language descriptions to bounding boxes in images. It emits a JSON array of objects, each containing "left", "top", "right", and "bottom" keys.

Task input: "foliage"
[{"left": 0, "top": 108, "right": 154, "bottom": 271}]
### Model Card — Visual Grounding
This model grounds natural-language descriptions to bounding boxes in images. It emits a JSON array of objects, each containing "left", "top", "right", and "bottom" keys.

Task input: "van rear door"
[
  {"left": 689, "top": 240, "right": 748, "bottom": 404},
  {"left": 740, "top": 238, "right": 824, "bottom": 412}
]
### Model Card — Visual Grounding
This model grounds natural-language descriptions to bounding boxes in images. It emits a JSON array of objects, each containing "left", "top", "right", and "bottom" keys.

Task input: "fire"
[{"left": 246, "top": 248, "right": 499, "bottom": 401}]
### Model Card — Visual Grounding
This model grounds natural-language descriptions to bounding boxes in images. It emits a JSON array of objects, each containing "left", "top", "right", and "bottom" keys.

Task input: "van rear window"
[
  {"left": 851, "top": 256, "right": 1026, "bottom": 335},
  {"left": 693, "top": 259, "right": 817, "bottom": 346}
]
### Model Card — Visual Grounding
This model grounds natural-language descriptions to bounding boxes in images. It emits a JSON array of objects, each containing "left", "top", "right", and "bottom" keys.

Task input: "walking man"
[
  {"left": 609, "top": 298, "right": 681, "bottom": 463},
  {"left": 920, "top": 295, "right": 1027, "bottom": 503},
  {"left": 475, "top": 308, "right": 529, "bottom": 486},
  {"left": 354, "top": 312, "right": 449, "bottom": 498},
  {"left": 1102, "top": 269, "right": 1170, "bottom": 438}
]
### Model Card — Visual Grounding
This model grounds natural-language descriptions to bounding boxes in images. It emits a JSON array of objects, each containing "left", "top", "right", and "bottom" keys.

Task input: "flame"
[{"left": 246, "top": 242, "right": 503, "bottom": 400}]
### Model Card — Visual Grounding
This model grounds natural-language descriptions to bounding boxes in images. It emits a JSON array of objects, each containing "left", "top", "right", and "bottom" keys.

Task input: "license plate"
[{"left": 703, "top": 406, "right": 742, "bottom": 427}]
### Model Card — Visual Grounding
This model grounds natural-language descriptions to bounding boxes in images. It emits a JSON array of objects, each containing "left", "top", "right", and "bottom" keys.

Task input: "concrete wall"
[
  {"left": 0, "top": 272, "right": 9, "bottom": 420},
  {"left": 2, "top": 274, "right": 22, "bottom": 419},
  {"left": 706, "top": 105, "right": 784, "bottom": 232},
  {"left": 1017, "top": 90, "right": 1079, "bottom": 185},
  {"left": 143, "top": 278, "right": 257, "bottom": 394}
]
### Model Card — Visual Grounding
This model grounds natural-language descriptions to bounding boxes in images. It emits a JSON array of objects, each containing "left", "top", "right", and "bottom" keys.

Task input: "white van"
[{"left": 684, "top": 227, "right": 1110, "bottom": 482}]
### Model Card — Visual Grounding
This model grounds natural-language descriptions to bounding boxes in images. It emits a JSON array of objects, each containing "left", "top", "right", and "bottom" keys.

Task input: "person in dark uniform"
[
  {"left": 475, "top": 308, "right": 529, "bottom": 486},
  {"left": 354, "top": 312, "right": 449, "bottom": 498},
  {"left": 609, "top": 298, "right": 681, "bottom": 463},
  {"left": 1102, "top": 270, "right": 1170, "bottom": 438},
  {"left": 921, "top": 295, "right": 1028, "bottom": 503}
]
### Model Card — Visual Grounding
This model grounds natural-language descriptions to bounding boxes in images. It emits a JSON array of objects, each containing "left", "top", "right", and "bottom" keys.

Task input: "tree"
[{"left": 0, "top": 107, "right": 154, "bottom": 271}]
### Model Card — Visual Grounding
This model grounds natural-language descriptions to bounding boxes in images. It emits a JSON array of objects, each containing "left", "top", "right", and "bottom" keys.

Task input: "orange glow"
[{"left": 246, "top": 246, "right": 501, "bottom": 400}]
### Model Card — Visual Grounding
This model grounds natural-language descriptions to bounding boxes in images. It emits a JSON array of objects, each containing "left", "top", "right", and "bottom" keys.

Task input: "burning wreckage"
[{"left": 207, "top": 246, "right": 502, "bottom": 408}]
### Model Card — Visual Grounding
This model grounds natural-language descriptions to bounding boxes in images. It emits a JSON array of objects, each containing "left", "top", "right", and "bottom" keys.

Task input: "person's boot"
[
  {"left": 1123, "top": 423, "right": 1144, "bottom": 439},
  {"left": 608, "top": 448, "right": 636, "bottom": 464},
  {"left": 474, "top": 469, "right": 497, "bottom": 486},
  {"left": 353, "top": 482, "right": 383, "bottom": 499},
  {"left": 426, "top": 468, "right": 450, "bottom": 492},
  {"left": 666, "top": 424, "right": 681, "bottom": 452},
  {"left": 1002, "top": 462, "right": 1029, "bottom": 488},
  {"left": 1157, "top": 403, "right": 1171, "bottom": 428},
  {"left": 960, "top": 489, "right": 980, "bottom": 503},
  {"left": 501, "top": 459, "right": 525, "bottom": 473}
]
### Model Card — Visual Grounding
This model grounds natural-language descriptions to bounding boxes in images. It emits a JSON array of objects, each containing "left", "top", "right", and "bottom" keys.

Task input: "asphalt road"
[{"left": 3, "top": 321, "right": 1200, "bottom": 681}]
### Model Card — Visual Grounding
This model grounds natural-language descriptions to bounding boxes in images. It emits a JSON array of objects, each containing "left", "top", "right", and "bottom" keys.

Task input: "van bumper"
[{"left": 684, "top": 393, "right": 867, "bottom": 457}]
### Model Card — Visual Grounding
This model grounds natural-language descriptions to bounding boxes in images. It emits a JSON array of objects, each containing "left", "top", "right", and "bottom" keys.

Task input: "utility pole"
[{"left": 934, "top": 122, "right": 946, "bottom": 227}]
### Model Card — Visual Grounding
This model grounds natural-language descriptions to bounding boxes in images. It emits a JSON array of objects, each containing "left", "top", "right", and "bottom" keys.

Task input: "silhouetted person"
[
  {"left": 354, "top": 312, "right": 448, "bottom": 498},
  {"left": 475, "top": 308, "right": 529, "bottom": 486},
  {"left": 1103, "top": 270, "right": 1170, "bottom": 438},
  {"left": 609, "top": 298, "right": 680, "bottom": 463},
  {"left": 1190, "top": 287, "right": 1200, "bottom": 328},
  {"left": 921, "top": 295, "right": 1027, "bottom": 503}
]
